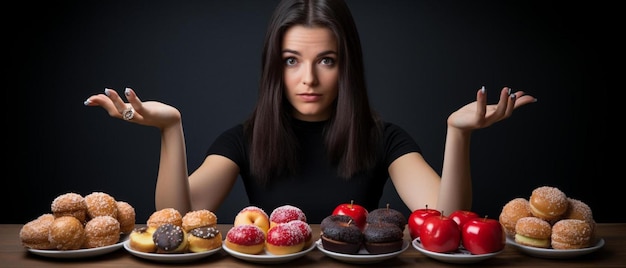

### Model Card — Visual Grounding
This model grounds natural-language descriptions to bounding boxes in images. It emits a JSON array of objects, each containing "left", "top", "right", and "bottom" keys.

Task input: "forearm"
[
  {"left": 154, "top": 121, "right": 192, "bottom": 213},
  {"left": 438, "top": 126, "right": 473, "bottom": 215}
]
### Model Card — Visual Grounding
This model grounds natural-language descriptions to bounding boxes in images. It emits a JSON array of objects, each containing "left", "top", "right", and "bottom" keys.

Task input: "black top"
[{"left": 206, "top": 119, "right": 421, "bottom": 223}]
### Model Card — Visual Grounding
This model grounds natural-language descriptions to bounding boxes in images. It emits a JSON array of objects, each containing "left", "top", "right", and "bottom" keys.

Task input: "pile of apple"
[{"left": 408, "top": 206, "right": 505, "bottom": 255}]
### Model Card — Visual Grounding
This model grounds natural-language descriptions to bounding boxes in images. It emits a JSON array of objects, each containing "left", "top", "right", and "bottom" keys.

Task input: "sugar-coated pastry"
[
  {"left": 514, "top": 216, "right": 551, "bottom": 248},
  {"left": 84, "top": 192, "right": 118, "bottom": 220},
  {"left": 187, "top": 226, "right": 223, "bottom": 253},
  {"left": 551, "top": 219, "right": 593, "bottom": 249},
  {"left": 51, "top": 192, "right": 88, "bottom": 223},
  {"left": 83, "top": 215, "right": 121, "bottom": 248},
  {"left": 265, "top": 223, "right": 305, "bottom": 255},
  {"left": 152, "top": 223, "right": 188, "bottom": 253},
  {"left": 499, "top": 198, "right": 532, "bottom": 236},
  {"left": 182, "top": 209, "right": 217, "bottom": 232},
  {"left": 285, "top": 220, "right": 313, "bottom": 248},
  {"left": 269, "top": 205, "right": 307, "bottom": 229},
  {"left": 129, "top": 226, "right": 157, "bottom": 253},
  {"left": 147, "top": 208, "right": 183, "bottom": 229},
  {"left": 48, "top": 216, "right": 86, "bottom": 250},
  {"left": 19, "top": 214, "right": 56, "bottom": 249},
  {"left": 116, "top": 201, "right": 136, "bottom": 234},
  {"left": 234, "top": 206, "right": 270, "bottom": 234},
  {"left": 529, "top": 186, "right": 568, "bottom": 222},
  {"left": 225, "top": 224, "right": 266, "bottom": 255}
]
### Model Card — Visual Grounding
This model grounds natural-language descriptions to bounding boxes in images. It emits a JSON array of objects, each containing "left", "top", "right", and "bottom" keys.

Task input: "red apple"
[
  {"left": 408, "top": 206, "right": 441, "bottom": 240},
  {"left": 419, "top": 214, "right": 461, "bottom": 253},
  {"left": 461, "top": 217, "right": 506, "bottom": 255},
  {"left": 332, "top": 200, "right": 368, "bottom": 230},
  {"left": 448, "top": 210, "right": 479, "bottom": 231}
]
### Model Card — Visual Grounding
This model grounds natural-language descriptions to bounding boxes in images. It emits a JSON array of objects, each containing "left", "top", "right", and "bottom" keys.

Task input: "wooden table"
[{"left": 2, "top": 223, "right": 624, "bottom": 267}]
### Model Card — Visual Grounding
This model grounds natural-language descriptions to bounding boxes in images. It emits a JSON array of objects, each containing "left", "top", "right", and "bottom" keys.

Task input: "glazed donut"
[
  {"left": 187, "top": 226, "right": 223, "bottom": 253},
  {"left": 529, "top": 186, "right": 568, "bottom": 222},
  {"left": 48, "top": 216, "right": 86, "bottom": 250},
  {"left": 499, "top": 198, "right": 532, "bottom": 236},
  {"left": 147, "top": 208, "right": 183, "bottom": 229},
  {"left": 51, "top": 192, "right": 88, "bottom": 223},
  {"left": 269, "top": 205, "right": 307, "bottom": 228},
  {"left": 265, "top": 222, "right": 306, "bottom": 255},
  {"left": 320, "top": 214, "right": 363, "bottom": 254},
  {"left": 366, "top": 205, "right": 407, "bottom": 230},
  {"left": 551, "top": 219, "right": 593, "bottom": 249},
  {"left": 285, "top": 219, "right": 313, "bottom": 248},
  {"left": 152, "top": 223, "right": 188, "bottom": 253},
  {"left": 233, "top": 206, "right": 270, "bottom": 234},
  {"left": 115, "top": 201, "right": 136, "bottom": 234},
  {"left": 83, "top": 215, "right": 121, "bottom": 248},
  {"left": 84, "top": 192, "right": 118, "bottom": 220},
  {"left": 129, "top": 226, "right": 157, "bottom": 253},
  {"left": 19, "top": 214, "right": 56, "bottom": 250},
  {"left": 182, "top": 209, "right": 217, "bottom": 232},
  {"left": 363, "top": 222, "right": 404, "bottom": 254},
  {"left": 225, "top": 224, "right": 266, "bottom": 255},
  {"left": 514, "top": 216, "right": 552, "bottom": 248}
]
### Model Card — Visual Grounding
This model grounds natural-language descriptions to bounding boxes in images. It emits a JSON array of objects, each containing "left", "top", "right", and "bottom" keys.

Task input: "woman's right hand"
[{"left": 84, "top": 87, "right": 181, "bottom": 129}]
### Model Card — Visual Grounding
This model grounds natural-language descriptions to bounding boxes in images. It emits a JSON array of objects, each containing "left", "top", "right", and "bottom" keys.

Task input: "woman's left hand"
[{"left": 447, "top": 86, "right": 536, "bottom": 131}]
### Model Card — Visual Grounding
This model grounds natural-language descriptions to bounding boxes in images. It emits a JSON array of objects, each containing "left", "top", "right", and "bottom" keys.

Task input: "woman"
[{"left": 83, "top": 0, "right": 535, "bottom": 223}]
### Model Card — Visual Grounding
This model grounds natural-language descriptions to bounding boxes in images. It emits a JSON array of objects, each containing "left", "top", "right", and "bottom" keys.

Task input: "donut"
[
  {"left": 48, "top": 216, "right": 85, "bottom": 250},
  {"left": 129, "top": 226, "right": 157, "bottom": 253},
  {"left": 83, "top": 215, "right": 121, "bottom": 248},
  {"left": 363, "top": 222, "right": 404, "bottom": 254},
  {"left": 51, "top": 192, "right": 88, "bottom": 223},
  {"left": 320, "top": 214, "right": 363, "bottom": 254},
  {"left": 514, "top": 216, "right": 552, "bottom": 248},
  {"left": 269, "top": 205, "right": 307, "bottom": 229},
  {"left": 265, "top": 223, "right": 305, "bottom": 255},
  {"left": 115, "top": 201, "right": 136, "bottom": 234},
  {"left": 187, "top": 226, "right": 222, "bottom": 253},
  {"left": 234, "top": 206, "right": 270, "bottom": 234},
  {"left": 147, "top": 208, "right": 183, "bottom": 229},
  {"left": 366, "top": 205, "right": 407, "bottom": 230},
  {"left": 529, "top": 186, "right": 568, "bottom": 222},
  {"left": 551, "top": 219, "right": 593, "bottom": 249},
  {"left": 152, "top": 223, "right": 188, "bottom": 253},
  {"left": 285, "top": 219, "right": 313, "bottom": 248},
  {"left": 84, "top": 192, "right": 118, "bottom": 220},
  {"left": 19, "top": 214, "right": 56, "bottom": 249},
  {"left": 499, "top": 198, "right": 532, "bottom": 236},
  {"left": 182, "top": 209, "right": 217, "bottom": 232},
  {"left": 225, "top": 224, "right": 266, "bottom": 255}
]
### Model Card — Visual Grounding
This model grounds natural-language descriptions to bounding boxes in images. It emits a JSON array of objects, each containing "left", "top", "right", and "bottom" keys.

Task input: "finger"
[
  {"left": 504, "top": 89, "right": 516, "bottom": 118},
  {"left": 104, "top": 88, "right": 130, "bottom": 115},
  {"left": 492, "top": 87, "right": 510, "bottom": 119},
  {"left": 475, "top": 86, "right": 487, "bottom": 117}
]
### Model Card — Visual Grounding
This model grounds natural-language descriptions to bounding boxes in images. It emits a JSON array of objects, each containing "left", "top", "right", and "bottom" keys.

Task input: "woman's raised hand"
[
  {"left": 84, "top": 88, "right": 181, "bottom": 129},
  {"left": 447, "top": 86, "right": 536, "bottom": 131}
]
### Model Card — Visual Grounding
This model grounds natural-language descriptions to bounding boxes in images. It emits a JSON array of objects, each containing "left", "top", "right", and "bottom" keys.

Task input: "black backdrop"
[{"left": 13, "top": 1, "right": 619, "bottom": 224}]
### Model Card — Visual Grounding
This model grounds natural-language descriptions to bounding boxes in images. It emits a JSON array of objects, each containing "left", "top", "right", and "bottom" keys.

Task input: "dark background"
[{"left": 13, "top": 1, "right": 619, "bottom": 224}]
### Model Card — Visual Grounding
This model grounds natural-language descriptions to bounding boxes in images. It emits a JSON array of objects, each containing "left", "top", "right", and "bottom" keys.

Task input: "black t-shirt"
[{"left": 206, "top": 119, "right": 421, "bottom": 223}]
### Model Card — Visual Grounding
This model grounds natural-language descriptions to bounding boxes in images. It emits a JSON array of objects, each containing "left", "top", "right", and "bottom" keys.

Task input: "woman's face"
[{"left": 282, "top": 25, "right": 339, "bottom": 122}]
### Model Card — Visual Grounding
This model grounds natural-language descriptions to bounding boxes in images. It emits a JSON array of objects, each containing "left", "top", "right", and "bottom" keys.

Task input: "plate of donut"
[
  {"left": 222, "top": 240, "right": 316, "bottom": 264},
  {"left": 315, "top": 239, "right": 410, "bottom": 264},
  {"left": 412, "top": 238, "right": 503, "bottom": 264},
  {"left": 506, "top": 237, "right": 605, "bottom": 259},
  {"left": 123, "top": 240, "right": 222, "bottom": 263},
  {"left": 27, "top": 235, "right": 128, "bottom": 259}
]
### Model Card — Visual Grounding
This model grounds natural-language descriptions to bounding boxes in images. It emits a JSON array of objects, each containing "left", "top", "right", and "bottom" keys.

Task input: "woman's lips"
[{"left": 298, "top": 93, "right": 322, "bottom": 102}]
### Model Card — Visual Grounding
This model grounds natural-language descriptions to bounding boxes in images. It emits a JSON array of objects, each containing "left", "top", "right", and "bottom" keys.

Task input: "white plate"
[
  {"left": 27, "top": 235, "right": 127, "bottom": 259},
  {"left": 316, "top": 239, "right": 410, "bottom": 264},
  {"left": 222, "top": 240, "right": 316, "bottom": 264},
  {"left": 123, "top": 240, "right": 221, "bottom": 263},
  {"left": 506, "top": 237, "right": 604, "bottom": 259},
  {"left": 412, "top": 238, "right": 502, "bottom": 264}
]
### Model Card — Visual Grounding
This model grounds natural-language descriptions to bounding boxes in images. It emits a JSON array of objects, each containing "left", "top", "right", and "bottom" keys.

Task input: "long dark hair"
[{"left": 244, "top": 0, "right": 381, "bottom": 184}]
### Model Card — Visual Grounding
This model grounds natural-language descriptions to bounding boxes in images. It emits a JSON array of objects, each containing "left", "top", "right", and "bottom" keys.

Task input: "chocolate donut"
[
  {"left": 188, "top": 226, "right": 222, "bottom": 253},
  {"left": 152, "top": 223, "right": 188, "bottom": 253},
  {"left": 366, "top": 206, "right": 407, "bottom": 230},
  {"left": 320, "top": 215, "right": 363, "bottom": 254},
  {"left": 363, "top": 222, "right": 404, "bottom": 254}
]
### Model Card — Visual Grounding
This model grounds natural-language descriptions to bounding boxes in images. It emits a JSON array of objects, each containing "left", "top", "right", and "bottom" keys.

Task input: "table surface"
[{"left": 3, "top": 223, "right": 625, "bottom": 267}]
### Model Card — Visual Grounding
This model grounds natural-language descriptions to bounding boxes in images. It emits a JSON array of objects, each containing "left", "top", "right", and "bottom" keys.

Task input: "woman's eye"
[
  {"left": 285, "top": 57, "right": 297, "bottom": 66},
  {"left": 320, "top": 57, "right": 335, "bottom": 65}
]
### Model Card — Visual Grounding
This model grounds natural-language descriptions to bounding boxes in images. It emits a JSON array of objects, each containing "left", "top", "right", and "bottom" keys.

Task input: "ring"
[{"left": 122, "top": 107, "right": 134, "bottom": 120}]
